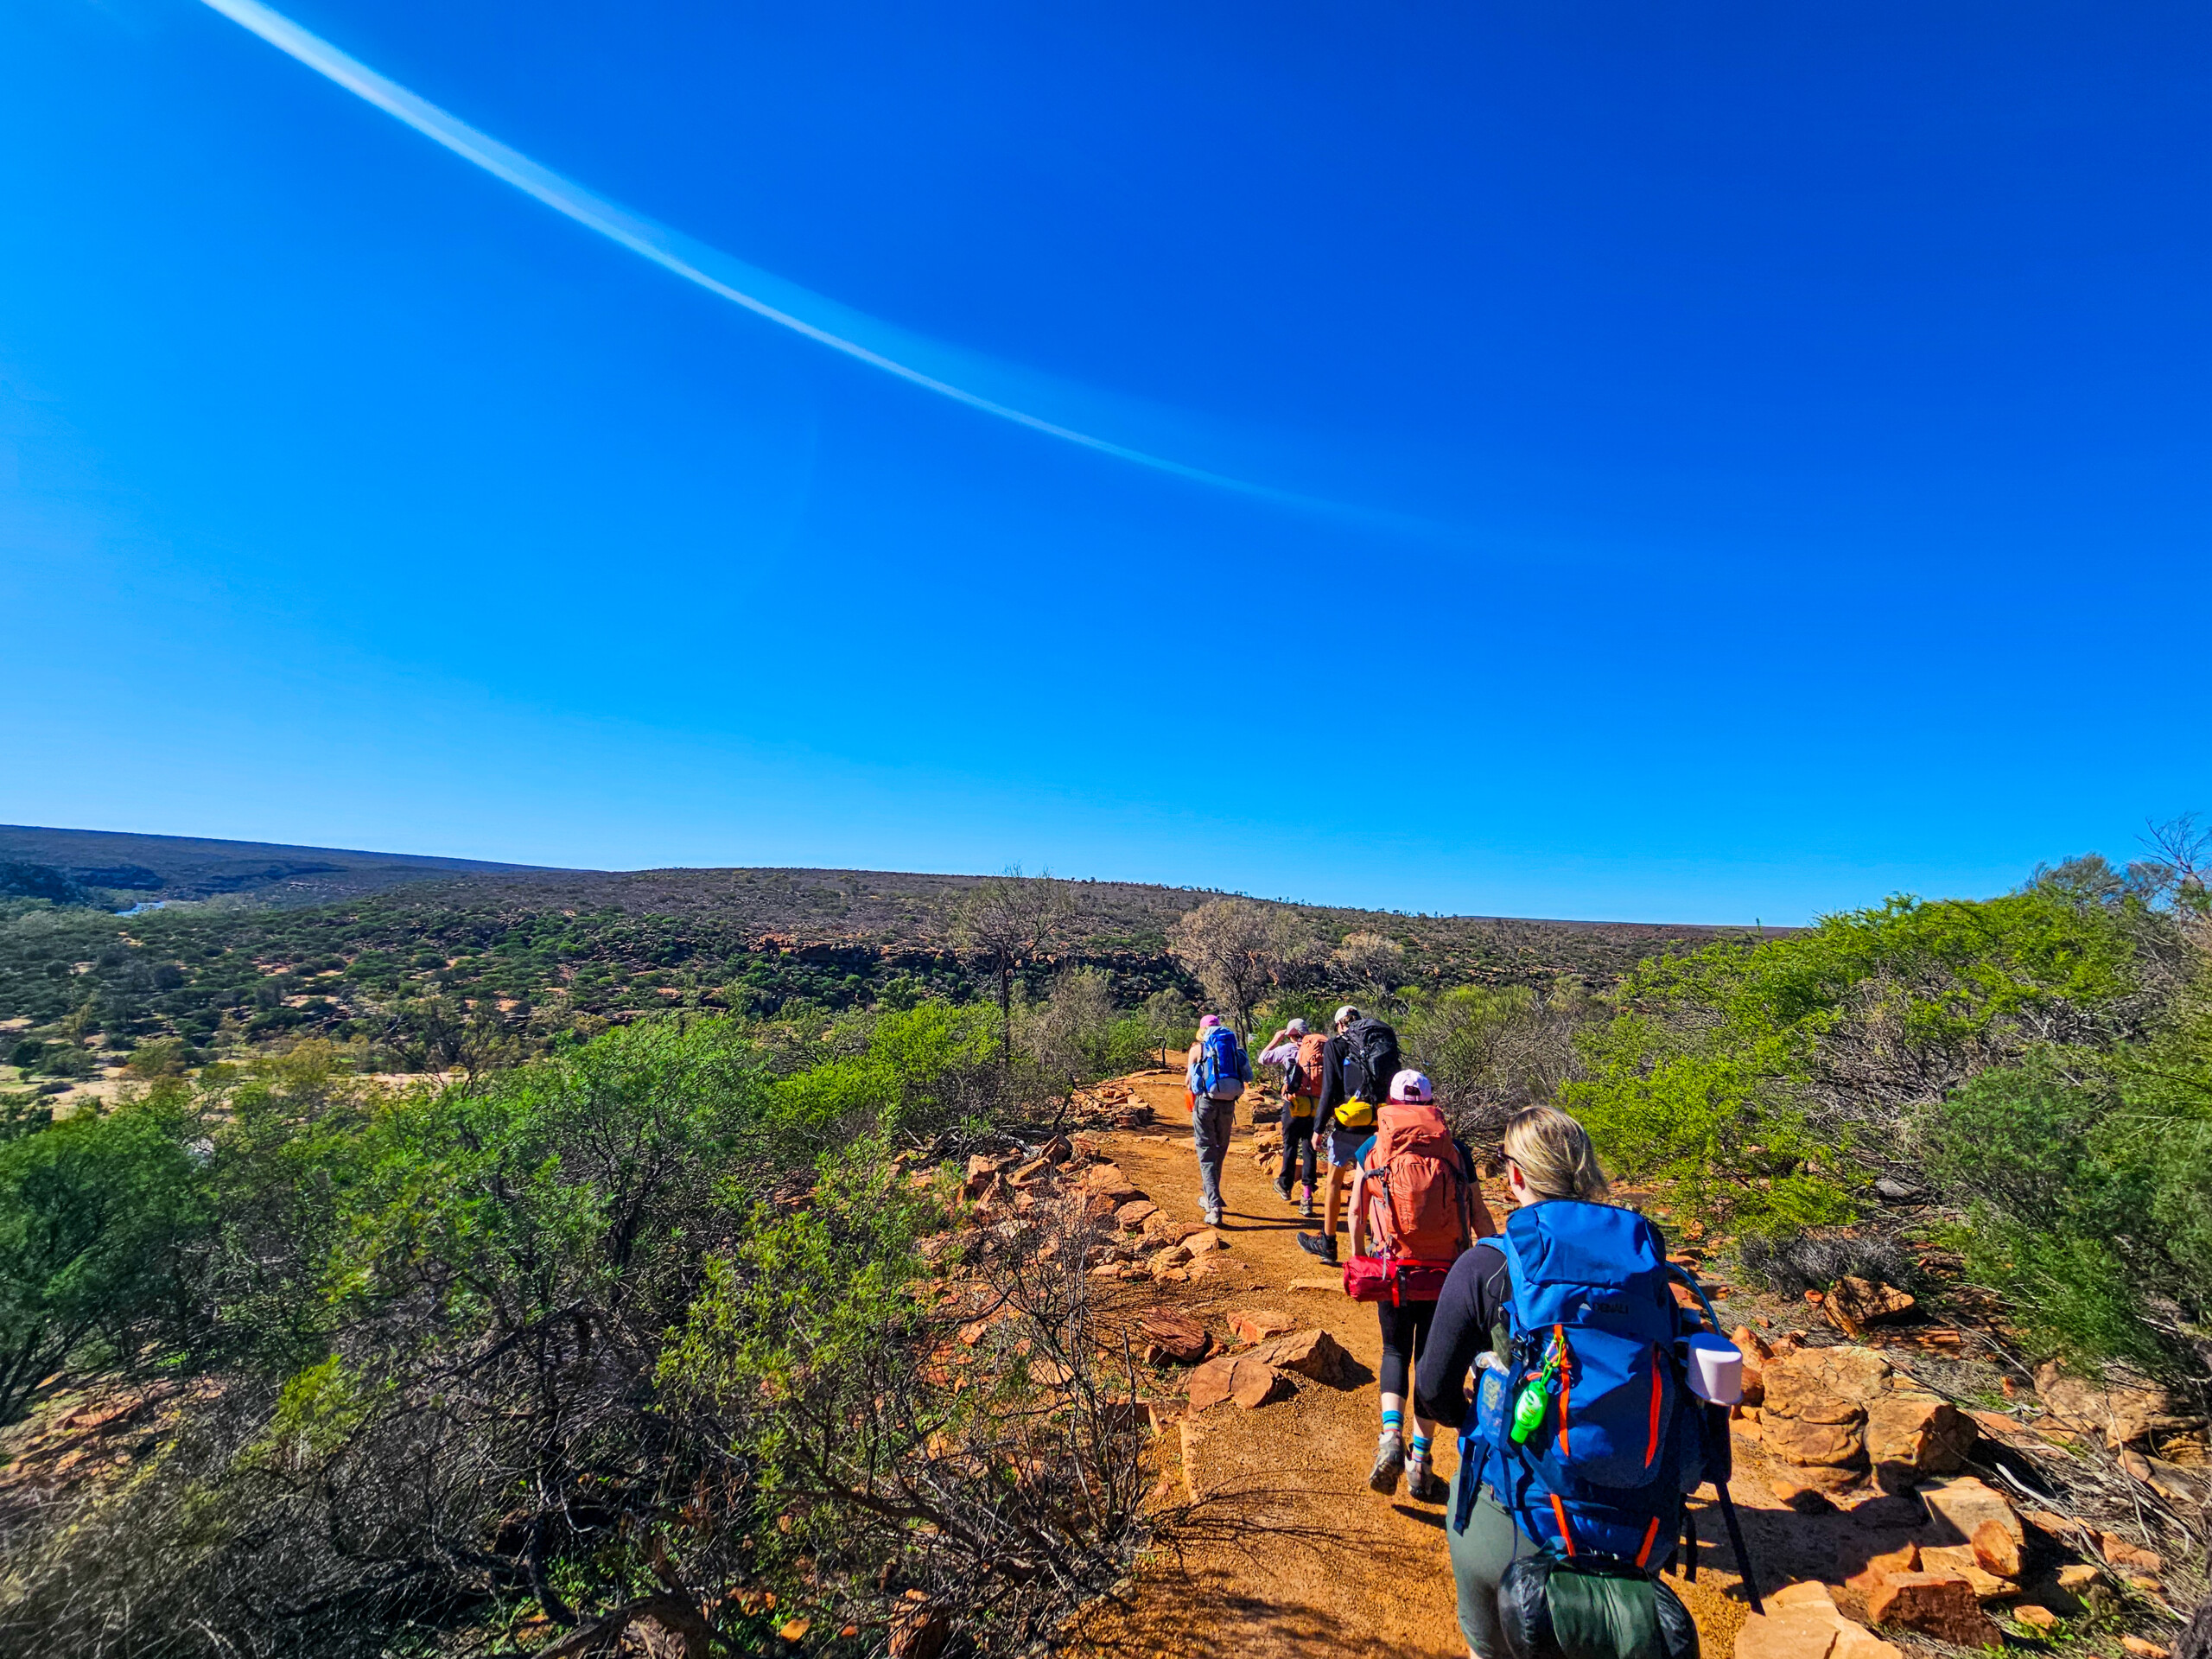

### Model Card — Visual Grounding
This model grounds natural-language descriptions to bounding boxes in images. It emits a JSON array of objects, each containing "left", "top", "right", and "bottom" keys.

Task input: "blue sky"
[{"left": 3, "top": 0, "right": 2206, "bottom": 923}]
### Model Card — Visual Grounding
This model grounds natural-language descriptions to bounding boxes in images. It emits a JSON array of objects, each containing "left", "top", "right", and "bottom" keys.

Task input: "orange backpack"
[
  {"left": 1294, "top": 1032, "right": 1328, "bottom": 1099},
  {"left": 1362, "top": 1103, "right": 1491, "bottom": 1263}
]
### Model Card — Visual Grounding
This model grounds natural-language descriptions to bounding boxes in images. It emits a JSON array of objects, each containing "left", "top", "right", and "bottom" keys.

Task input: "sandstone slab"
[
  {"left": 1918, "top": 1544, "right": 2017, "bottom": 1602},
  {"left": 2099, "top": 1531, "right": 2162, "bottom": 1573},
  {"left": 1866, "top": 1392, "right": 1975, "bottom": 1478},
  {"left": 1764, "top": 1346, "right": 1893, "bottom": 1422},
  {"left": 1737, "top": 1580, "right": 1903, "bottom": 1659},
  {"left": 2034, "top": 1361, "right": 2184, "bottom": 1448},
  {"left": 1135, "top": 1311, "right": 1210, "bottom": 1364},
  {"left": 1764, "top": 1414, "right": 1866, "bottom": 1467},
  {"left": 1187, "top": 1354, "right": 1292, "bottom": 1412},
  {"left": 1970, "top": 1517, "right": 2024, "bottom": 1580},
  {"left": 1916, "top": 1476, "right": 2021, "bottom": 1550},
  {"left": 1185, "top": 1356, "right": 1236, "bottom": 1412},
  {"left": 1249, "top": 1327, "right": 1356, "bottom": 1387},
  {"left": 1229, "top": 1309, "right": 1297, "bottom": 1344},
  {"left": 1844, "top": 1542, "right": 1920, "bottom": 1595},
  {"left": 1865, "top": 1573, "right": 2000, "bottom": 1645},
  {"left": 1830, "top": 1276, "right": 1916, "bottom": 1326},
  {"left": 1147, "top": 1246, "right": 1192, "bottom": 1280}
]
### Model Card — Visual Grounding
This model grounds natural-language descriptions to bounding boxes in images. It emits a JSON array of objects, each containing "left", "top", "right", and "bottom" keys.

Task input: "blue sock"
[
  {"left": 1411, "top": 1434, "right": 1433, "bottom": 1459},
  {"left": 1382, "top": 1409, "right": 1403, "bottom": 1433}
]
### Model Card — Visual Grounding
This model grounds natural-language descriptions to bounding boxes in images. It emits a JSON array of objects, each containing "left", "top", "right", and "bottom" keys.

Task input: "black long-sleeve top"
[
  {"left": 1313, "top": 1033, "right": 1352, "bottom": 1122},
  {"left": 1412, "top": 1239, "right": 1515, "bottom": 1429}
]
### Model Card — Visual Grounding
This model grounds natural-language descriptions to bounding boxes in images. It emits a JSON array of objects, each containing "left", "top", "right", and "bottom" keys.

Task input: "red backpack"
[
  {"left": 1294, "top": 1032, "right": 1328, "bottom": 1099},
  {"left": 1344, "top": 1103, "right": 1493, "bottom": 1303}
]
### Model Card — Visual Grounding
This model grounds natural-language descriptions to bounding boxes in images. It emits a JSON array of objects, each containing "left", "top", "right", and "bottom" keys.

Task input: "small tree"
[
  {"left": 1139, "top": 988, "right": 1195, "bottom": 1066},
  {"left": 1332, "top": 931, "right": 1408, "bottom": 1007},
  {"left": 1166, "top": 899, "right": 1305, "bottom": 1040},
  {"left": 952, "top": 868, "right": 1073, "bottom": 1065},
  {"left": 1020, "top": 968, "right": 1119, "bottom": 1093}
]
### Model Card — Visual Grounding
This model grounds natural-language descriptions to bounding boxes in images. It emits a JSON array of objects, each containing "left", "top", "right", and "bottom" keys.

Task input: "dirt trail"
[{"left": 1069, "top": 1073, "right": 1778, "bottom": 1659}]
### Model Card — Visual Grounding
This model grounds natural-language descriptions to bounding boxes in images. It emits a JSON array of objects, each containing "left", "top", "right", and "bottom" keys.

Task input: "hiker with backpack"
[
  {"left": 1344, "top": 1069, "right": 1495, "bottom": 1502},
  {"left": 1296, "top": 1004, "right": 1402, "bottom": 1265},
  {"left": 1256, "top": 1018, "right": 1322, "bottom": 1217},
  {"left": 1184, "top": 1014, "right": 1249, "bottom": 1229},
  {"left": 1416, "top": 1105, "right": 1745, "bottom": 1659}
]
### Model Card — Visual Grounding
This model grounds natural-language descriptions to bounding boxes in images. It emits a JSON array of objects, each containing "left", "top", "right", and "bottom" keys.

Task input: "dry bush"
[
  {"left": 657, "top": 1170, "right": 1154, "bottom": 1655},
  {"left": 1166, "top": 900, "right": 1308, "bottom": 1037},
  {"left": 1734, "top": 1230, "right": 1915, "bottom": 1295}
]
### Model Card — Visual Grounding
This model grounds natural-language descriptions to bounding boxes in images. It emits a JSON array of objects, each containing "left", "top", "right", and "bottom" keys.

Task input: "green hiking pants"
[{"left": 1447, "top": 1464, "right": 1541, "bottom": 1659}]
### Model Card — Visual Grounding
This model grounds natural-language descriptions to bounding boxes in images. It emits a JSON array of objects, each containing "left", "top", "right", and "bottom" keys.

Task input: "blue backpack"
[
  {"left": 1459, "top": 1201, "right": 1743, "bottom": 1587},
  {"left": 1196, "top": 1027, "right": 1249, "bottom": 1100}
]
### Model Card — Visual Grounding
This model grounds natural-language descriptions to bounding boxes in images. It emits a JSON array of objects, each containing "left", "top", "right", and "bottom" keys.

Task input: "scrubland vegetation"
[
  {"left": 2, "top": 828, "right": 2207, "bottom": 1653},
  {"left": 0, "top": 989, "right": 1165, "bottom": 1656}
]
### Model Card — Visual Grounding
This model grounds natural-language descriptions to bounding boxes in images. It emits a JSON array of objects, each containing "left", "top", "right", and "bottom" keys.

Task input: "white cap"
[
  {"left": 1287, "top": 1018, "right": 1308, "bottom": 1033},
  {"left": 1389, "top": 1069, "right": 1433, "bottom": 1103}
]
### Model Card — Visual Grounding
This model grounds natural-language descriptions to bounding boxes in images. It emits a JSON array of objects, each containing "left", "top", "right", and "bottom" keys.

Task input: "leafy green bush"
[
  {"left": 1919, "top": 1029, "right": 2212, "bottom": 1379},
  {"left": 0, "top": 1090, "right": 214, "bottom": 1418},
  {"left": 0, "top": 1003, "right": 1147, "bottom": 1656},
  {"left": 1561, "top": 880, "right": 2160, "bottom": 1233}
]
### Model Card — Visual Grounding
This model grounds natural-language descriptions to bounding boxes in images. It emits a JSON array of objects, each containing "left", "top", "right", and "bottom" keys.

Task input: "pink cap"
[
  {"left": 1389, "top": 1069, "right": 1433, "bottom": 1103},
  {"left": 1198, "top": 1014, "right": 1221, "bottom": 1029}
]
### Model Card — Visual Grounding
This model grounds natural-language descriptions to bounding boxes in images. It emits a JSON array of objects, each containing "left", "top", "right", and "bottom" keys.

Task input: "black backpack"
[{"left": 1341, "top": 1018, "right": 1401, "bottom": 1104}]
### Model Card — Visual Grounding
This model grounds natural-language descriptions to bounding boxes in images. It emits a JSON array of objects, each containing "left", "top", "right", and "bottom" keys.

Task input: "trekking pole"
[{"left": 1712, "top": 1485, "right": 1764, "bottom": 1616}]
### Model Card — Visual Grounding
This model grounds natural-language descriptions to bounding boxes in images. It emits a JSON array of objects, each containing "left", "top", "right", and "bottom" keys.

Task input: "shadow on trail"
[
  {"left": 1217, "top": 1213, "right": 1313, "bottom": 1233},
  {"left": 1071, "top": 1481, "right": 1446, "bottom": 1656}
]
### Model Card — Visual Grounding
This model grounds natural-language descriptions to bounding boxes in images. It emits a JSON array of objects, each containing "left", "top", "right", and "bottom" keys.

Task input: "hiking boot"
[
  {"left": 1295, "top": 1231, "right": 1338, "bottom": 1266},
  {"left": 1369, "top": 1430, "right": 1406, "bottom": 1496},
  {"left": 1274, "top": 1179, "right": 1294, "bottom": 1205},
  {"left": 1405, "top": 1452, "right": 1449, "bottom": 1504},
  {"left": 1204, "top": 1207, "right": 1224, "bottom": 1229},
  {"left": 1299, "top": 1193, "right": 1317, "bottom": 1220}
]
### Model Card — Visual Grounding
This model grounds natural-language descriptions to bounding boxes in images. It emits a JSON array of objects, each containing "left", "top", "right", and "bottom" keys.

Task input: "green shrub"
[
  {"left": 0, "top": 1091, "right": 215, "bottom": 1418},
  {"left": 1919, "top": 1033, "right": 2212, "bottom": 1378},
  {"left": 1561, "top": 880, "right": 2164, "bottom": 1235}
]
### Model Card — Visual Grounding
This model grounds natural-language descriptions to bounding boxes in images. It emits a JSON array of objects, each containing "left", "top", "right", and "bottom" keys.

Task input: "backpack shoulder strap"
[
  {"left": 1665, "top": 1261, "right": 1723, "bottom": 1332},
  {"left": 1496, "top": 1210, "right": 1541, "bottom": 1328}
]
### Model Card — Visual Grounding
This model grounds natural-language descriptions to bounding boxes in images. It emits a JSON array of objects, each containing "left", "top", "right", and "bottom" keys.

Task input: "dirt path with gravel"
[{"left": 1065, "top": 1071, "right": 1775, "bottom": 1659}]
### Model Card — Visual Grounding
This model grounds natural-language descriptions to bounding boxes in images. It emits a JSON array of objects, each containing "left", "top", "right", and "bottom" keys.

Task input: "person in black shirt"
[
  {"left": 1414, "top": 1105, "right": 1618, "bottom": 1659},
  {"left": 1295, "top": 1004, "right": 1367, "bottom": 1265}
]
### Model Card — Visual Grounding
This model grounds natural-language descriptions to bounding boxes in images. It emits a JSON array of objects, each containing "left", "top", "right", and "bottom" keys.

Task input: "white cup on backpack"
[{"left": 1683, "top": 1333, "right": 1744, "bottom": 1405}]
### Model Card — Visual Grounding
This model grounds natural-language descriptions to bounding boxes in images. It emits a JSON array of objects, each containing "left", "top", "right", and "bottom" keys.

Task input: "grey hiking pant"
[
  {"left": 1192, "top": 1097, "right": 1235, "bottom": 1216},
  {"left": 1447, "top": 1465, "right": 1541, "bottom": 1659}
]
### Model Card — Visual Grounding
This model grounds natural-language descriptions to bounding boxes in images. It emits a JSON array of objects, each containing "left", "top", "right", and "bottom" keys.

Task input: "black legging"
[
  {"left": 1280, "top": 1112, "right": 1317, "bottom": 1187},
  {"left": 1377, "top": 1296, "right": 1438, "bottom": 1399}
]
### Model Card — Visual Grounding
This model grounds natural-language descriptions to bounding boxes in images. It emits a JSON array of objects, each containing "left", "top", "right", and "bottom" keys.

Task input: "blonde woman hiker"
[{"left": 1418, "top": 1106, "right": 1718, "bottom": 1659}]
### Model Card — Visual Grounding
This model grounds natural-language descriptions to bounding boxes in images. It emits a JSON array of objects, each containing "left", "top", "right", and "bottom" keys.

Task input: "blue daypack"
[
  {"left": 1458, "top": 1201, "right": 1734, "bottom": 1578},
  {"left": 1196, "top": 1027, "right": 1249, "bottom": 1100}
]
